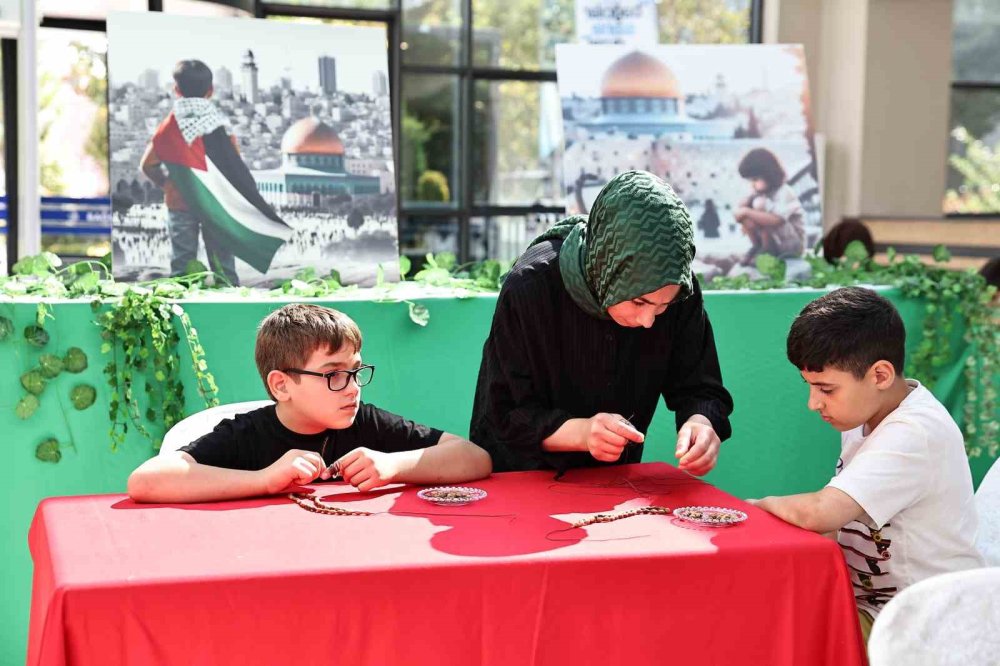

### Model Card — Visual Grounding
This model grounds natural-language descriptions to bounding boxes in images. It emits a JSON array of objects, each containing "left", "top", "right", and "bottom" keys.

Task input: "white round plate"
[
  {"left": 417, "top": 486, "right": 487, "bottom": 506},
  {"left": 672, "top": 505, "right": 748, "bottom": 527}
]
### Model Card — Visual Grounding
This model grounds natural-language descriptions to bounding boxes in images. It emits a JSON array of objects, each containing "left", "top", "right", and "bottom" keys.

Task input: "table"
[
  {"left": 28, "top": 463, "right": 866, "bottom": 666},
  {"left": 7, "top": 289, "right": 985, "bottom": 665}
]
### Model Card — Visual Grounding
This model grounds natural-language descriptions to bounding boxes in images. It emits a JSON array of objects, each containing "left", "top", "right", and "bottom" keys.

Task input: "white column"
[{"left": 16, "top": 0, "right": 38, "bottom": 258}]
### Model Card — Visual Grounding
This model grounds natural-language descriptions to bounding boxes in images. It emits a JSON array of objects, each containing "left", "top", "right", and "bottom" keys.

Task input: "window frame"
[{"left": 2, "top": 38, "right": 17, "bottom": 271}]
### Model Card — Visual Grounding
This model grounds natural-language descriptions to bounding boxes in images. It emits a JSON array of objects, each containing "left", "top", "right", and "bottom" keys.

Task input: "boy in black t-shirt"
[{"left": 128, "top": 304, "right": 491, "bottom": 503}]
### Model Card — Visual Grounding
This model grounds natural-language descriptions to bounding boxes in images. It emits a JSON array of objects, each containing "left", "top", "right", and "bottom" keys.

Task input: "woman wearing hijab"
[{"left": 470, "top": 171, "right": 733, "bottom": 474}]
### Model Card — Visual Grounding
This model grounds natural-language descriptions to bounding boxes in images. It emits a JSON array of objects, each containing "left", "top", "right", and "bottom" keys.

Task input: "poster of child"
[
  {"left": 556, "top": 44, "right": 822, "bottom": 278},
  {"left": 734, "top": 147, "right": 805, "bottom": 266}
]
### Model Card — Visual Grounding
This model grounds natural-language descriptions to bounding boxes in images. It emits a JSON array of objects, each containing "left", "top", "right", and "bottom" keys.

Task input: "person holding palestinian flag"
[{"left": 140, "top": 59, "right": 293, "bottom": 285}]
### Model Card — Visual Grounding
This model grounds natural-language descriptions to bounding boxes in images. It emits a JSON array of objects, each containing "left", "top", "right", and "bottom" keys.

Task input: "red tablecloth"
[{"left": 27, "top": 463, "right": 866, "bottom": 666}]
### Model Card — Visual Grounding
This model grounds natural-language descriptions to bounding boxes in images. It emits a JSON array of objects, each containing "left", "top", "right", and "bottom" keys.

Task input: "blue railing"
[{"left": 0, "top": 196, "right": 112, "bottom": 235}]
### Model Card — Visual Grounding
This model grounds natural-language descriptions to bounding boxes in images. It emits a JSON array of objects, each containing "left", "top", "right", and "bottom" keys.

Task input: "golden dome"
[
  {"left": 600, "top": 51, "right": 681, "bottom": 99},
  {"left": 280, "top": 117, "right": 344, "bottom": 155}
]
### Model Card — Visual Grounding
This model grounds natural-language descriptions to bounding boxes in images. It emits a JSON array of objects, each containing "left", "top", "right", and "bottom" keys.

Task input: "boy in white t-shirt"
[{"left": 750, "top": 287, "right": 985, "bottom": 642}]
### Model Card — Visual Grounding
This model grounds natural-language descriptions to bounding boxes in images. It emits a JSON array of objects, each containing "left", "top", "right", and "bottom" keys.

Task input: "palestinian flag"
[{"left": 152, "top": 113, "right": 292, "bottom": 274}]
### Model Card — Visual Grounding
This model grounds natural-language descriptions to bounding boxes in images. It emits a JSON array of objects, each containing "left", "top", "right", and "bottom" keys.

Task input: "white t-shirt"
[{"left": 827, "top": 380, "right": 985, "bottom": 617}]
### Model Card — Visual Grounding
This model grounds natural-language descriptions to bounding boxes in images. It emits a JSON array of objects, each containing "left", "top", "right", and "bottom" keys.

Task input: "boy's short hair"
[
  {"left": 255, "top": 304, "right": 363, "bottom": 399},
  {"left": 173, "top": 60, "right": 213, "bottom": 98},
  {"left": 786, "top": 287, "right": 905, "bottom": 378},
  {"left": 738, "top": 148, "right": 786, "bottom": 192}
]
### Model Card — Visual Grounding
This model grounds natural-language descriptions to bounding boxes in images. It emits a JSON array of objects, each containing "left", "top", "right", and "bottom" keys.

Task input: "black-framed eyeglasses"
[{"left": 282, "top": 365, "right": 375, "bottom": 391}]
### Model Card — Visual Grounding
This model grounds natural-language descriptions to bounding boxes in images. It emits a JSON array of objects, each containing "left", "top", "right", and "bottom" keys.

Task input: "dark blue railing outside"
[{"left": 0, "top": 196, "right": 112, "bottom": 236}]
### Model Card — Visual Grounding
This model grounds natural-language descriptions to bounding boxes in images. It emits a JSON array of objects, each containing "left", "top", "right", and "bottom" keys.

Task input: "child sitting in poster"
[{"left": 734, "top": 148, "right": 805, "bottom": 266}]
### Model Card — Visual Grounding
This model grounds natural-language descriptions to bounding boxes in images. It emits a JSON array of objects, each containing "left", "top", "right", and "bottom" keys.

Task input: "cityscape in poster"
[{"left": 107, "top": 12, "right": 398, "bottom": 286}]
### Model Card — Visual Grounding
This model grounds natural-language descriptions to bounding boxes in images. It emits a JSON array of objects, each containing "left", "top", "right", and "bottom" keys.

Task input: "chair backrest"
[
  {"left": 868, "top": 567, "right": 1000, "bottom": 666},
  {"left": 976, "top": 459, "right": 1000, "bottom": 566},
  {"left": 159, "top": 400, "right": 274, "bottom": 455}
]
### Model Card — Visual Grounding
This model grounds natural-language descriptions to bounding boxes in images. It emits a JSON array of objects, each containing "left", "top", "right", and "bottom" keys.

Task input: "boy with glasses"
[{"left": 128, "top": 304, "right": 491, "bottom": 503}]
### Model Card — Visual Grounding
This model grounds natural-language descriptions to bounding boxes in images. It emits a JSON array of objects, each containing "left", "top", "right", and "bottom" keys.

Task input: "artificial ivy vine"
[
  {"left": 0, "top": 246, "right": 995, "bottom": 460},
  {"left": 1, "top": 296, "right": 96, "bottom": 462},
  {"left": 0, "top": 251, "right": 509, "bottom": 458},
  {"left": 95, "top": 287, "right": 219, "bottom": 451},
  {"left": 1, "top": 253, "right": 220, "bottom": 457}
]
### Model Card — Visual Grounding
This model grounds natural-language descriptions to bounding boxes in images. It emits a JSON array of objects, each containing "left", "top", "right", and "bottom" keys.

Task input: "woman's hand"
[
  {"left": 675, "top": 415, "right": 721, "bottom": 476},
  {"left": 585, "top": 413, "right": 645, "bottom": 462}
]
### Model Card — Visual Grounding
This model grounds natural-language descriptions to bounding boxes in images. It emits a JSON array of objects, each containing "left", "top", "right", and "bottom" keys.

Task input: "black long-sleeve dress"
[{"left": 470, "top": 239, "right": 734, "bottom": 473}]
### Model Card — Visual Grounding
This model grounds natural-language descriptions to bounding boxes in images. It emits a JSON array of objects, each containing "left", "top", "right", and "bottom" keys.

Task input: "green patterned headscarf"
[{"left": 528, "top": 170, "right": 695, "bottom": 319}]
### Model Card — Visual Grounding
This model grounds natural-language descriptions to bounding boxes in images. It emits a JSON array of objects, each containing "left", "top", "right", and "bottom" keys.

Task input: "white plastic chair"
[
  {"left": 159, "top": 400, "right": 274, "bottom": 455},
  {"left": 976, "top": 459, "right": 1000, "bottom": 566},
  {"left": 867, "top": 567, "right": 1000, "bottom": 666}
]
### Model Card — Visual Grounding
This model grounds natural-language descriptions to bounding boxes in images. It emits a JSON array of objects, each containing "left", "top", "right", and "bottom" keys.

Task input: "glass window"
[
  {"left": 38, "top": 29, "right": 112, "bottom": 262},
  {"left": 469, "top": 216, "right": 485, "bottom": 261},
  {"left": 656, "top": 0, "right": 752, "bottom": 45},
  {"left": 267, "top": 14, "right": 386, "bottom": 30},
  {"left": 471, "top": 213, "right": 560, "bottom": 262},
  {"left": 398, "top": 216, "right": 459, "bottom": 266},
  {"left": 472, "top": 80, "right": 563, "bottom": 206},
  {"left": 471, "top": 0, "right": 751, "bottom": 71},
  {"left": 401, "top": 74, "right": 460, "bottom": 207},
  {"left": 945, "top": 88, "right": 1000, "bottom": 214},
  {"left": 472, "top": 0, "right": 573, "bottom": 70},
  {"left": 953, "top": 0, "right": 1000, "bottom": 84},
  {"left": 402, "top": 0, "right": 465, "bottom": 67},
  {"left": 266, "top": 0, "right": 394, "bottom": 9},
  {"left": 39, "top": 0, "right": 147, "bottom": 20},
  {"left": 162, "top": 0, "right": 253, "bottom": 16}
]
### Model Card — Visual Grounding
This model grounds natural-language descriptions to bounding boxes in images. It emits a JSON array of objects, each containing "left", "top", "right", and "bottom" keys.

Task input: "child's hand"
[
  {"left": 262, "top": 449, "right": 327, "bottom": 494},
  {"left": 746, "top": 497, "right": 776, "bottom": 515},
  {"left": 675, "top": 416, "right": 721, "bottom": 476},
  {"left": 335, "top": 447, "right": 399, "bottom": 492}
]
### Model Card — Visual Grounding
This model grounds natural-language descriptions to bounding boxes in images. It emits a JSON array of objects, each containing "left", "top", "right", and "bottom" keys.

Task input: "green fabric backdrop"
[{"left": 1, "top": 288, "right": 994, "bottom": 663}]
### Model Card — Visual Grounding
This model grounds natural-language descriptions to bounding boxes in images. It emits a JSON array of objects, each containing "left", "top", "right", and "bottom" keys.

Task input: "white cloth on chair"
[
  {"left": 976, "top": 459, "right": 1000, "bottom": 566},
  {"left": 868, "top": 567, "right": 1000, "bottom": 666},
  {"left": 159, "top": 400, "right": 274, "bottom": 455}
]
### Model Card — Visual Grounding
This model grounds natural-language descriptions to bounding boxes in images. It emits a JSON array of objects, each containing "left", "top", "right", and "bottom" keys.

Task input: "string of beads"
[
  {"left": 289, "top": 492, "right": 372, "bottom": 516},
  {"left": 571, "top": 505, "right": 672, "bottom": 528}
]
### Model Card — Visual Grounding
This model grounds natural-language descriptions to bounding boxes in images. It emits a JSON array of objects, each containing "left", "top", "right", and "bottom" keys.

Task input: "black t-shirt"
[{"left": 180, "top": 402, "right": 443, "bottom": 471}]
